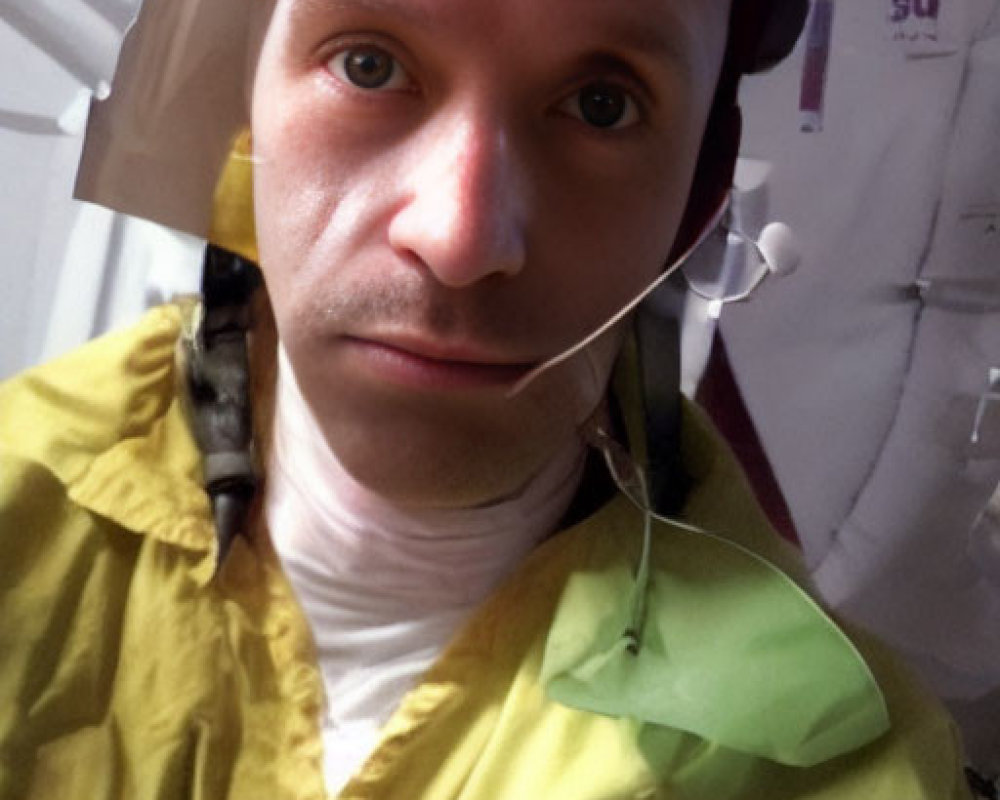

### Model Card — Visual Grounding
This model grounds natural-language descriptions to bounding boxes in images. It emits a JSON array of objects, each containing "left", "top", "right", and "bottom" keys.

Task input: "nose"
[{"left": 387, "top": 107, "right": 527, "bottom": 287}]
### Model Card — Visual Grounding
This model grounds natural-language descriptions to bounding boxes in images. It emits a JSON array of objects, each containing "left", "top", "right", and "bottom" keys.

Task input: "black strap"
[
  {"left": 182, "top": 244, "right": 262, "bottom": 573},
  {"left": 634, "top": 297, "right": 688, "bottom": 517},
  {"left": 967, "top": 768, "right": 1000, "bottom": 800}
]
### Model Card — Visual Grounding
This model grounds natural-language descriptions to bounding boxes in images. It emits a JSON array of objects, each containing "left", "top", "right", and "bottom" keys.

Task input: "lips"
[{"left": 340, "top": 334, "right": 538, "bottom": 390}]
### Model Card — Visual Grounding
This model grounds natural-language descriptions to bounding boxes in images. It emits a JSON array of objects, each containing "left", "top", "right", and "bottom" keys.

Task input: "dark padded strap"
[
  {"left": 634, "top": 304, "right": 688, "bottom": 517},
  {"left": 182, "top": 244, "right": 262, "bottom": 573}
]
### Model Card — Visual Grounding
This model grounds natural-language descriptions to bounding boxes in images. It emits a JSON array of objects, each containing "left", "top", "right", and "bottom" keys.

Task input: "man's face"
[{"left": 252, "top": 0, "right": 729, "bottom": 508}]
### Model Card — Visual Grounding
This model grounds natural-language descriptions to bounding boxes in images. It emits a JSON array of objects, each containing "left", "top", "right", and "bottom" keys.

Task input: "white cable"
[{"left": 507, "top": 198, "right": 730, "bottom": 398}]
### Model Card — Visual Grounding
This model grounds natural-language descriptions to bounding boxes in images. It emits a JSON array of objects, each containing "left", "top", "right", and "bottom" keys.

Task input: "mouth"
[{"left": 340, "top": 335, "right": 538, "bottom": 391}]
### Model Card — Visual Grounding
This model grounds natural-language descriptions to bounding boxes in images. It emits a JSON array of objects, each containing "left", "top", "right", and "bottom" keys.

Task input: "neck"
[{"left": 265, "top": 346, "right": 587, "bottom": 610}]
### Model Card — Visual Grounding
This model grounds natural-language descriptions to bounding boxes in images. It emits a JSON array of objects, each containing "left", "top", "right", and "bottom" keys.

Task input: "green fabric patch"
[{"left": 541, "top": 515, "right": 889, "bottom": 770}]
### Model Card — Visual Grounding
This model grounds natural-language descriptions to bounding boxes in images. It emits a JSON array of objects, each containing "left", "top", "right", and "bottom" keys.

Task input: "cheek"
[
  {"left": 254, "top": 103, "right": 348, "bottom": 240},
  {"left": 252, "top": 80, "right": 413, "bottom": 271},
  {"left": 533, "top": 176, "right": 689, "bottom": 337},
  {"left": 252, "top": 109, "right": 378, "bottom": 333},
  {"left": 536, "top": 129, "right": 704, "bottom": 291}
]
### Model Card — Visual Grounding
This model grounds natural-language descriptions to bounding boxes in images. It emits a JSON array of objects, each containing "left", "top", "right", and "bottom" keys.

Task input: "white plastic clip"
[{"left": 971, "top": 368, "right": 1000, "bottom": 447}]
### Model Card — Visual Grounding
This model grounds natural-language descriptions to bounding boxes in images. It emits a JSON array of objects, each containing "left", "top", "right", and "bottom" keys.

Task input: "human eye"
[
  {"left": 326, "top": 44, "right": 412, "bottom": 92},
  {"left": 557, "top": 81, "right": 641, "bottom": 130}
]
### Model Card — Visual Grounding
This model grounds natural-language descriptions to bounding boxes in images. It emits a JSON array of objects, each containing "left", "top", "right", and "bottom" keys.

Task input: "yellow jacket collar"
[{"left": 0, "top": 304, "right": 217, "bottom": 579}]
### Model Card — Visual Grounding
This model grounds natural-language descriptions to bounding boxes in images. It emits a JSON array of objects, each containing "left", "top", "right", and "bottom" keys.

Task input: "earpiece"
[{"left": 756, "top": 221, "right": 801, "bottom": 277}]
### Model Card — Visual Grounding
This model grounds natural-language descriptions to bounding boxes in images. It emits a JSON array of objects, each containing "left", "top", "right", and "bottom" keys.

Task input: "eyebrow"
[
  {"left": 586, "top": 2, "right": 699, "bottom": 75},
  {"left": 599, "top": 18, "right": 687, "bottom": 62},
  {"left": 288, "top": 0, "right": 434, "bottom": 29}
]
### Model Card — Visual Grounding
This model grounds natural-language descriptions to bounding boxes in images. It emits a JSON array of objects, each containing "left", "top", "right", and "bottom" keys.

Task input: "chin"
[
  {"left": 323, "top": 404, "right": 565, "bottom": 510},
  {"left": 337, "top": 439, "right": 543, "bottom": 510},
  {"left": 289, "top": 336, "right": 611, "bottom": 509}
]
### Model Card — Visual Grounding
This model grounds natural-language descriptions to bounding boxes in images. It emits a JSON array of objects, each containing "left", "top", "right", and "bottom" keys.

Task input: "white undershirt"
[{"left": 266, "top": 348, "right": 586, "bottom": 795}]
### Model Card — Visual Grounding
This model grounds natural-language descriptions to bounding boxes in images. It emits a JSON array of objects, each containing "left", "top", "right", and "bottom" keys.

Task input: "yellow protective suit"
[{"left": 0, "top": 303, "right": 971, "bottom": 800}]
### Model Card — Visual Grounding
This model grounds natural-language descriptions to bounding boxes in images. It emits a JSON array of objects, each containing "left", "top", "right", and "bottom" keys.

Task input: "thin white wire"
[{"left": 506, "top": 198, "right": 730, "bottom": 398}]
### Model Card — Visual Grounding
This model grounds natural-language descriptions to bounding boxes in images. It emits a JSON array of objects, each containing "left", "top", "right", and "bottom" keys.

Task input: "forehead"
[
  {"left": 271, "top": 0, "right": 730, "bottom": 74},
  {"left": 281, "top": 0, "right": 724, "bottom": 34}
]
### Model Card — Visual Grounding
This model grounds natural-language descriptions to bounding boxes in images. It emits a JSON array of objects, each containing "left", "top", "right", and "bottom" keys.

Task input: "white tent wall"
[
  {"left": 0, "top": 18, "right": 80, "bottom": 378},
  {"left": 0, "top": 3, "right": 201, "bottom": 380},
  {"left": 723, "top": 0, "right": 1000, "bottom": 769}
]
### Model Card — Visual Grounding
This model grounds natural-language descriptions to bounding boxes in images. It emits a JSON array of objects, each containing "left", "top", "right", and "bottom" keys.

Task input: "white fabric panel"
[
  {"left": 814, "top": 26, "right": 1000, "bottom": 699},
  {"left": 723, "top": 0, "right": 980, "bottom": 567},
  {"left": 721, "top": 0, "right": 1000, "bottom": 745}
]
